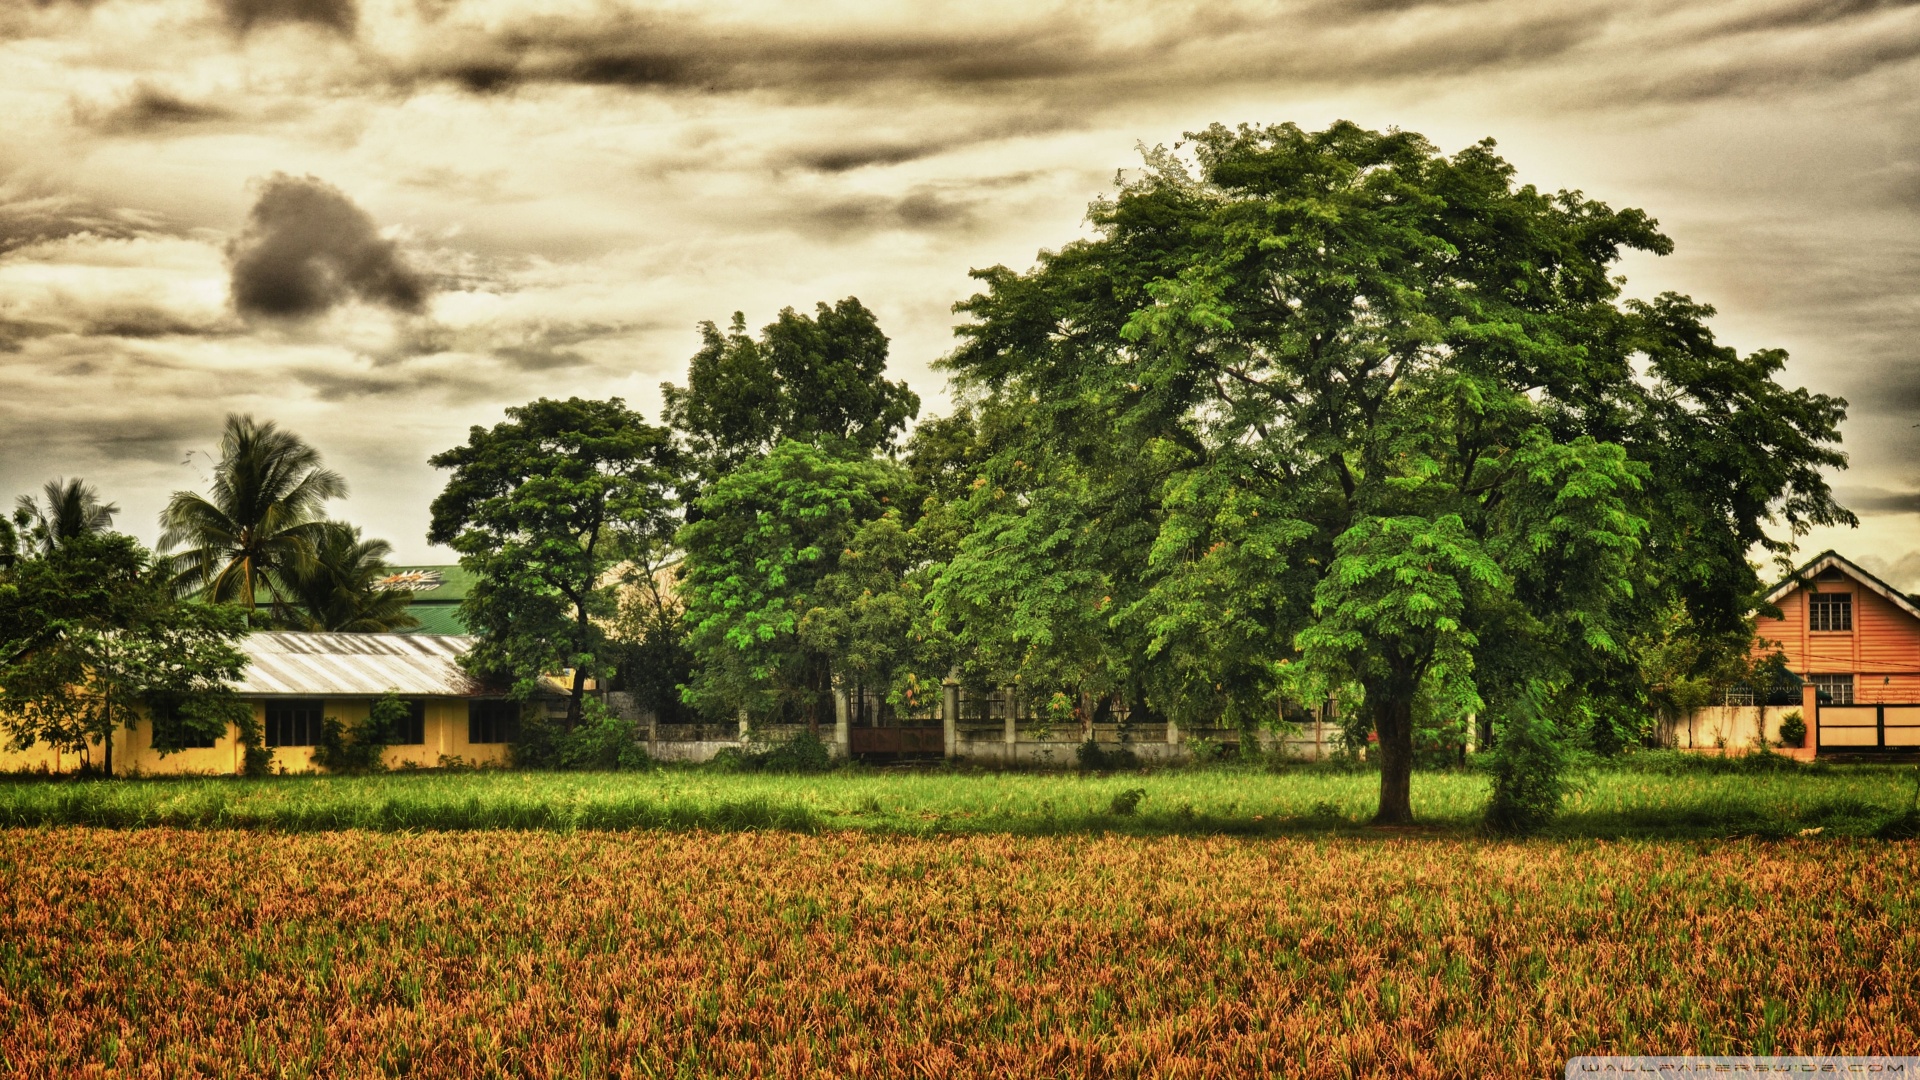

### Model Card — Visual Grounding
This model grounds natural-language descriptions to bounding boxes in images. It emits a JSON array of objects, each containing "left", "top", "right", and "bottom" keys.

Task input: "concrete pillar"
[
  {"left": 737, "top": 708, "right": 750, "bottom": 742},
  {"left": 942, "top": 675, "right": 960, "bottom": 759},
  {"left": 1802, "top": 681, "right": 1821, "bottom": 751},
  {"left": 833, "top": 684, "right": 850, "bottom": 759},
  {"left": 1004, "top": 689, "right": 1018, "bottom": 747},
  {"left": 1166, "top": 717, "right": 1179, "bottom": 748}
]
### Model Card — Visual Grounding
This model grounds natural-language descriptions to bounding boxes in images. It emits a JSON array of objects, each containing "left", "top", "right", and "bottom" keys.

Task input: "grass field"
[
  {"left": 2, "top": 756, "right": 1918, "bottom": 838},
  {"left": 2, "top": 828, "right": 1915, "bottom": 1078}
]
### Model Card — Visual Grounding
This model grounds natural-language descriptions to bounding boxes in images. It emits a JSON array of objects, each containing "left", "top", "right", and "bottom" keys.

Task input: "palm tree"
[
  {"left": 270, "top": 523, "right": 420, "bottom": 632},
  {"left": 14, "top": 478, "right": 119, "bottom": 556},
  {"left": 159, "top": 414, "right": 345, "bottom": 617}
]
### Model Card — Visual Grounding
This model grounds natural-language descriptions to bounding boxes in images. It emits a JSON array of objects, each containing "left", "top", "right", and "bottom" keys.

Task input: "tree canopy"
[
  {"left": 662, "top": 297, "right": 920, "bottom": 485},
  {"left": 428, "top": 396, "right": 678, "bottom": 725},
  {"left": 0, "top": 532, "right": 253, "bottom": 775},
  {"left": 936, "top": 121, "right": 1850, "bottom": 823}
]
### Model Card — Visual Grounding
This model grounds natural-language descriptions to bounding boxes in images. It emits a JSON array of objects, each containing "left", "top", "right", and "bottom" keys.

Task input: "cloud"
[
  {"left": 82, "top": 84, "right": 234, "bottom": 135},
  {"left": 218, "top": 0, "right": 357, "bottom": 35},
  {"left": 1839, "top": 486, "right": 1920, "bottom": 514},
  {"left": 228, "top": 174, "right": 429, "bottom": 321},
  {"left": 0, "top": 196, "right": 156, "bottom": 253}
]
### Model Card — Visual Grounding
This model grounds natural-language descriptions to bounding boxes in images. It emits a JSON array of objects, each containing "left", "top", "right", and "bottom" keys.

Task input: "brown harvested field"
[{"left": 1, "top": 829, "right": 1914, "bottom": 1078}]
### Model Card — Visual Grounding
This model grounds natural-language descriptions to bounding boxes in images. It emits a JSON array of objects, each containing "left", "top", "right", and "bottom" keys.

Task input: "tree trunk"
[{"left": 1372, "top": 693, "right": 1414, "bottom": 825}]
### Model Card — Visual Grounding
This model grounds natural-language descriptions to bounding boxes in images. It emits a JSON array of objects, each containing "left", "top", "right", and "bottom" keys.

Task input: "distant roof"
[
  {"left": 379, "top": 564, "right": 476, "bottom": 602},
  {"left": 234, "top": 631, "right": 488, "bottom": 697},
  {"left": 1764, "top": 550, "right": 1920, "bottom": 622}
]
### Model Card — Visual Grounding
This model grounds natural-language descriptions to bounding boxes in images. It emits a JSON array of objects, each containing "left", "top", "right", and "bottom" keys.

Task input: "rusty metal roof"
[{"left": 234, "top": 632, "right": 488, "bottom": 697}]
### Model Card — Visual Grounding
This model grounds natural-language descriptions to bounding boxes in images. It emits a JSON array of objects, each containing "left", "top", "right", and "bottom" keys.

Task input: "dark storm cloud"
[
  {"left": 0, "top": 196, "right": 152, "bottom": 253},
  {"left": 790, "top": 141, "right": 951, "bottom": 174},
  {"left": 228, "top": 174, "right": 429, "bottom": 320},
  {"left": 84, "top": 84, "right": 234, "bottom": 135},
  {"left": 1839, "top": 486, "right": 1920, "bottom": 514},
  {"left": 218, "top": 0, "right": 357, "bottom": 35},
  {"left": 796, "top": 186, "right": 979, "bottom": 235}
]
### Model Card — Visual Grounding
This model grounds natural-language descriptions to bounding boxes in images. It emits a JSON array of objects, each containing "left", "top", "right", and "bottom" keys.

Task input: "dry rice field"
[{"left": 0, "top": 829, "right": 1915, "bottom": 1078}]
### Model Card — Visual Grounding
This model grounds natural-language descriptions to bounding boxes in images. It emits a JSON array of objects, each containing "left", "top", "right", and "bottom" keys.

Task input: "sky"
[{"left": 2, "top": 0, "right": 1917, "bottom": 578}]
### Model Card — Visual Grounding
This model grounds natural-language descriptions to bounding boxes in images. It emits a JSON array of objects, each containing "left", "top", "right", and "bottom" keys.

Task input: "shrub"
[
  {"left": 313, "top": 693, "right": 410, "bottom": 774},
  {"left": 1777, "top": 710, "right": 1807, "bottom": 749},
  {"left": 758, "top": 730, "right": 833, "bottom": 774},
  {"left": 1484, "top": 686, "right": 1570, "bottom": 836},
  {"left": 1106, "top": 787, "right": 1146, "bottom": 816},
  {"left": 1185, "top": 736, "right": 1226, "bottom": 764},
  {"left": 514, "top": 699, "right": 650, "bottom": 771},
  {"left": 1077, "top": 740, "right": 1140, "bottom": 772}
]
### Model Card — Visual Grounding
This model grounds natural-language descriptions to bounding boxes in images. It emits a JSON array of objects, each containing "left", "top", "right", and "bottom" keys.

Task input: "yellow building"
[{"left": 0, "top": 632, "right": 518, "bottom": 775}]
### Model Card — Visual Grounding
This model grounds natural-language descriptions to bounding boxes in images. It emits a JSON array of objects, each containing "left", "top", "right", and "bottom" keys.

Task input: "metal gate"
[
  {"left": 1816, "top": 703, "right": 1920, "bottom": 753},
  {"left": 847, "top": 725, "right": 944, "bottom": 759}
]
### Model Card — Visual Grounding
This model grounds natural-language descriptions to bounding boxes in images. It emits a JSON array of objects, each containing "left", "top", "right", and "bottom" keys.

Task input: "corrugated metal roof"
[{"left": 234, "top": 632, "right": 489, "bottom": 697}]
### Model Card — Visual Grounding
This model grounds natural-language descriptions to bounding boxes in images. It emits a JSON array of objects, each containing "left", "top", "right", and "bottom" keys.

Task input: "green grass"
[{"left": 3, "top": 755, "right": 1917, "bottom": 837}]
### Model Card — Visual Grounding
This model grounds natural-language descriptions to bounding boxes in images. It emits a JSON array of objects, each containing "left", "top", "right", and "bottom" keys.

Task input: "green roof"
[{"left": 382, "top": 565, "right": 473, "bottom": 635}]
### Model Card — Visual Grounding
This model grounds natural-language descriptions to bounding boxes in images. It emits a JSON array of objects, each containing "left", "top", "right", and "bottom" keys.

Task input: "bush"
[
  {"left": 1777, "top": 710, "right": 1807, "bottom": 749},
  {"left": 513, "top": 699, "right": 651, "bottom": 771},
  {"left": 313, "top": 692, "right": 410, "bottom": 774},
  {"left": 1106, "top": 787, "right": 1146, "bottom": 816},
  {"left": 1484, "top": 686, "right": 1570, "bottom": 836},
  {"left": 1077, "top": 740, "right": 1140, "bottom": 772},
  {"left": 1185, "top": 736, "right": 1226, "bottom": 764},
  {"left": 758, "top": 730, "right": 833, "bottom": 774}
]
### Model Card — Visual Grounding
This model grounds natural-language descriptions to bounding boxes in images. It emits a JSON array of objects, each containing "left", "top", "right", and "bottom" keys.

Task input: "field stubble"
[{"left": 0, "top": 828, "right": 1915, "bottom": 1078}]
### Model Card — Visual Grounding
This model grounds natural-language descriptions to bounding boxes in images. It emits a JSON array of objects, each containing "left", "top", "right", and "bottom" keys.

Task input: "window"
[
  {"left": 468, "top": 700, "right": 518, "bottom": 744},
  {"left": 1808, "top": 591, "right": 1852, "bottom": 632},
  {"left": 265, "top": 700, "right": 325, "bottom": 747},
  {"left": 394, "top": 700, "right": 426, "bottom": 745},
  {"left": 150, "top": 702, "right": 218, "bottom": 750},
  {"left": 1811, "top": 674, "right": 1854, "bottom": 706}
]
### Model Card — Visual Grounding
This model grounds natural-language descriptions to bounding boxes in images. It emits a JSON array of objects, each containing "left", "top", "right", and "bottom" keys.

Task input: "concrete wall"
[{"left": 1660, "top": 704, "right": 1808, "bottom": 751}]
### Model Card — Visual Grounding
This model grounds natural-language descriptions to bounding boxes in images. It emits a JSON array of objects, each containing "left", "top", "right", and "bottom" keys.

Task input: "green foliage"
[
  {"left": 1106, "top": 787, "right": 1147, "bottom": 815},
  {"left": 1484, "top": 686, "right": 1573, "bottom": 836},
  {"left": 662, "top": 297, "right": 919, "bottom": 485},
  {"left": 934, "top": 119, "right": 1848, "bottom": 824},
  {"left": 512, "top": 699, "right": 652, "bottom": 772},
  {"left": 0, "top": 532, "right": 254, "bottom": 774},
  {"left": 1778, "top": 710, "right": 1807, "bottom": 749},
  {"left": 710, "top": 729, "right": 836, "bottom": 774},
  {"left": 268, "top": 524, "right": 418, "bottom": 633},
  {"left": 429, "top": 397, "right": 678, "bottom": 723},
  {"left": 314, "top": 693, "right": 410, "bottom": 774},
  {"left": 678, "top": 440, "right": 914, "bottom": 723},
  {"left": 13, "top": 478, "right": 118, "bottom": 558},
  {"left": 1184, "top": 737, "right": 1226, "bottom": 764},
  {"left": 1077, "top": 740, "right": 1141, "bottom": 772},
  {"left": 159, "top": 414, "right": 346, "bottom": 619}
]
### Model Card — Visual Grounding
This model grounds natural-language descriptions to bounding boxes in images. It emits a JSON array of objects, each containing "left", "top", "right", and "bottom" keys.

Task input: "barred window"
[
  {"left": 1810, "top": 674, "right": 1854, "bottom": 706},
  {"left": 1724, "top": 685, "right": 1755, "bottom": 707},
  {"left": 468, "top": 700, "right": 518, "bottom": 744},
  {"left": 265, "top": 700, "right": 324, "bottom": 747},
  {"left": 395, "top": 700, "right": 426, "bottom": 745},
  {"left": 151, "top": 702, "right": 218, "bottom": 750},
  {"left": 1808, "top": 591, "right": 1852, "bottom": 632}
]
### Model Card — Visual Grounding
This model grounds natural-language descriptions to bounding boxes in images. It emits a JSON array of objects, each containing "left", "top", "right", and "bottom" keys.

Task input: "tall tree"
[
  {"left": 159, "top": 414, "right": 346, "bottom": 618},
  {"left": 677, "top": 440, "right": 909, "bottom": 727},
  {"left": 13, "top": 478, "right": 119, "bottom": 557},
  {"left": 940, "top": 121, "right": 1850, "bottom": 824},
  {"left": 428, "top": 397, "right": 678, "bottom": 726},
  {"left": 269, "top": 524, "right": 419, "bottom": 633},
  {"left": 662, "top": 297, "right": 920, "bottom": 484},
  {"left": 0, "top": 533, "right": 253, "bottom": 776}
]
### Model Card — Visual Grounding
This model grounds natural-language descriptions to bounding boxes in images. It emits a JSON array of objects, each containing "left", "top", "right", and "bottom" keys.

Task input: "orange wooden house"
[{"left": 1753, "top": 551, "right": 1920, "bottom": 756}]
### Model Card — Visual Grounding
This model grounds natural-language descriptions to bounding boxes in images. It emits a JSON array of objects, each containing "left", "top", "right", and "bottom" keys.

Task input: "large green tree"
[
  {"left": 677, "top": 439, "right": 913, "bottom": 727},
  {"left": 0, "top": 532, "right": 253, "bottom": 775},
  {"left": 160, "top": 414, "right": 346, "bottom": 617},
  {"left": 428, "top": 397, "right": 678, "bottom": 726},
  {"left": 939, "top": 121, "right": 1850, "bottom": 824},
  {"left": 662, "top": 297, "right": 920, "bottom": 486}
]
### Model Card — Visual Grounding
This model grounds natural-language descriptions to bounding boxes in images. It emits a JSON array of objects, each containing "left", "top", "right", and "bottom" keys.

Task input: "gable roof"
[
  {"left": 1763, "top": 550, "right": 1920, "bottom": 622},
  {"left": 233, "top": 631, "right": 489, "bottom": 697}
]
